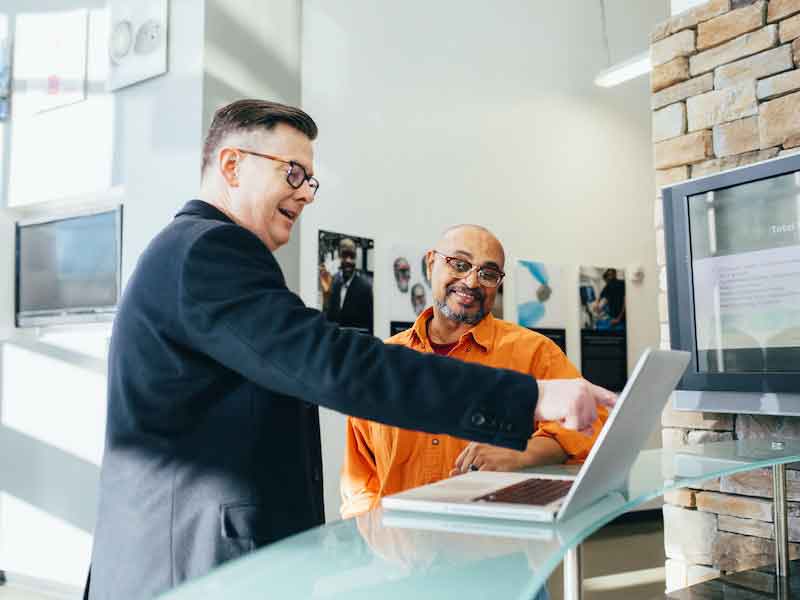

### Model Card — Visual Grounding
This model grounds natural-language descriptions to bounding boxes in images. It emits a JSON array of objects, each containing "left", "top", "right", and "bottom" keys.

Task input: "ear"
[
  {"left": 425, "top": 250, "right": 435, "bottom": 279},
  {"left": 219, "top": 147, "right": 240, "bottom": 187}
]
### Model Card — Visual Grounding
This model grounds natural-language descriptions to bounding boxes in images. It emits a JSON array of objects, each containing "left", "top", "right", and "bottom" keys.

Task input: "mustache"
[{"left": 446, "top": 283, "right": 484, "bottom": 302}]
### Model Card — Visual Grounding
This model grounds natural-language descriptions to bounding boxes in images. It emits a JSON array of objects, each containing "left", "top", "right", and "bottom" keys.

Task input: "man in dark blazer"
[
  {"left": 87, "top": 100, "right": 614, "bottom": 600},
  {"left": 325, "top": 238, "right": 374, "bottom": 334}
]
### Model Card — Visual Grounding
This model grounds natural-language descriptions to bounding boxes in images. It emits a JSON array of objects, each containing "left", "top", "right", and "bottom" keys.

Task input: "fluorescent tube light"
[{"left": 594, "top": 51, "right": 651, "bottom": 88}]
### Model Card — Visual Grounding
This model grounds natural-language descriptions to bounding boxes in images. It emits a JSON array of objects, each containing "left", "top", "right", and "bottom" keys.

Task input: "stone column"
[{"left": 651, "top": 0, "right": 800, "bottom": 591}]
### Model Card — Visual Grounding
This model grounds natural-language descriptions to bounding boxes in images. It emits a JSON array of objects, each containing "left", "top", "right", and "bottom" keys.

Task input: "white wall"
[
  {"left": 300, "top": 0, "right": 669, "bottom": 521},
  {"left": 203, "top": 0, "right": 303, "bottom": 291},
  {"left": 0, "top": 0, "right": 206, "bottom": 587}
]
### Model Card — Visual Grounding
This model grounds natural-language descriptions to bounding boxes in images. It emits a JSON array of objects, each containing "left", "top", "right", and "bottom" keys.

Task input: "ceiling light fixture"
[
  {"left": 593, "top": 0, "right": 652, "bottom": 88},
  {"left": 594, "top": 51, "right": 651, "bottom": 87}
]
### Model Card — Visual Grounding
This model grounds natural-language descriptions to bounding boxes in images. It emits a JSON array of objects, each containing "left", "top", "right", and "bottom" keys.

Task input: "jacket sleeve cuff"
[{"left": 458, "top": 375, "right": 538, "bottom": 451}]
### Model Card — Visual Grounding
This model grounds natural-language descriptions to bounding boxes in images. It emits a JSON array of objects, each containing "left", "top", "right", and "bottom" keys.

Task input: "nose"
[
  {"left": 297, "top": 180, "right": 315, "bottom": 205},
  {"left": 463, "top": 268, "right": 480, "bottom": 287}
]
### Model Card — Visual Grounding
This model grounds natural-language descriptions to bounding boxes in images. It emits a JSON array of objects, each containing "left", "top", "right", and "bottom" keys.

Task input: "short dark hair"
[
  {"left": 201, "top": 99, "right": 318, "bottom": 176},
  {"left": 339, "top": 238, "right": 357, "bottom": 255}
]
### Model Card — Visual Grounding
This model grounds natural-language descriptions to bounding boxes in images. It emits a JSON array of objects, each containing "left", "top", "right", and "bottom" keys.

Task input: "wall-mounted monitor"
[
  {"left": 663, "top": 153, "right": 800, "bottom": 415},
  {"left": 15, "top": 206, "right": 123, "bottom": 327}
]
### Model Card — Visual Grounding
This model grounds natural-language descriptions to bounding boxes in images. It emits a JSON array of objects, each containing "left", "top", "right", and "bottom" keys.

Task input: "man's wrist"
[
  {"left": 516, "top": 451, "right": 536, "bottom": 470},
  {"left": 534, "top": 380, "right": 544, "bottom": 422},
  {"left": 521, "top": 436, "right": 569, "bottom": 468}
]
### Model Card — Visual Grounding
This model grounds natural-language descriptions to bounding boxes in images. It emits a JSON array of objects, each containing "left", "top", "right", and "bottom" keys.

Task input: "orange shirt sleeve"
[
  {"left": 341, "top": 330, "right": 415, "bottom": 519},
  {"left": 340, "top": 417, "right": 380, "bottom": 519},
  {"left": 529, "top": 339, "right": 609, "bottom": 463},
  {"left": 534, "top": 405, "right": 610, "bottom": 463}
]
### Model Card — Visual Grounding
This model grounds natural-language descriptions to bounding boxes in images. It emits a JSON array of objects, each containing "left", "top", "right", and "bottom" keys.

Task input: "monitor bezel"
[
  {"left": 663, "top": 152, "right": 800, "bottom": 394},
  {"left": 14, "top": 205, "right": 124, "bottom": 328}
]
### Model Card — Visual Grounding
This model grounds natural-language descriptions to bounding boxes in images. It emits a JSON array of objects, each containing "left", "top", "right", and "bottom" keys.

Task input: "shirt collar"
[
  {"left": 175, "top": 199, "right": 234, "bottom": 224},
  {"left": 410, "top": 307, "right": 435, "bottom": 347},
  {"left": 468, "top": 312, "right": 497, "bottom": 352},
  {"left": 409, "top": 306, "right": 496, "bottom": 352}
]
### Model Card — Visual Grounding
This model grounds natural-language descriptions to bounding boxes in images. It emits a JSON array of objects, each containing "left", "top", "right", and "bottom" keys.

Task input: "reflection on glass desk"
[
  {"left": 666, "top": 559, "right": 800, "bottom": 599},
  {"left": 158, "top": 440, "right": 800, "bottom": 600}
]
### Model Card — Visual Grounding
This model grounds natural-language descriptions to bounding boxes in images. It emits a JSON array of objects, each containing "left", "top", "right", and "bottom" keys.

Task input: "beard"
[{"left": 435, "top": 284, "right": 487, "bottom": 325}]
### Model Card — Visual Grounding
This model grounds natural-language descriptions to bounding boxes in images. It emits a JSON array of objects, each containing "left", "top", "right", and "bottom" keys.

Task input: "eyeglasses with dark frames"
[
  {"left": 432, "top": 250, "right": 505, "bottom": 288},
  {"left": 236, "top": 148, "right": 320, "bottom": 196}
]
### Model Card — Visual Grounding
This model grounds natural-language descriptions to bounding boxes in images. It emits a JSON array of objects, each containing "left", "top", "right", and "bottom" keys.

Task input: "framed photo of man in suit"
[{"left": 318, "top": 230, "right": 374, "bottom": 335}]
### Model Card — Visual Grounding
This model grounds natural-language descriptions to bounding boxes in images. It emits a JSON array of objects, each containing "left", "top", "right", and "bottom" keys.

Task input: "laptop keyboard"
[{"left": 472, "top": 478, "right": 573, "bottom": 506}]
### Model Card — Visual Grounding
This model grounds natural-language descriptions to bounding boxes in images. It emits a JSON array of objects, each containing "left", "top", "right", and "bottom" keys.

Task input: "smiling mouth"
[
  {"left": 449, "top": 287, "right": 481, "bottom": 305},
  {"left": 278, "top": 207, "right": 298, "bottom": 222}
]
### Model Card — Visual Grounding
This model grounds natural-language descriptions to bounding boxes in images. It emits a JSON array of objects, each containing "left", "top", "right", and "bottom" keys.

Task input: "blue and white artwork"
[{"left": 515, "top": 260, "right": 566, "bottom": 329}]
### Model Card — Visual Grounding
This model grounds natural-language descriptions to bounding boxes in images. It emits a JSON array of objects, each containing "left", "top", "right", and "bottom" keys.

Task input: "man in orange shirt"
[{"left": 340, "top": 225, "right": 609, "bottom": 518}]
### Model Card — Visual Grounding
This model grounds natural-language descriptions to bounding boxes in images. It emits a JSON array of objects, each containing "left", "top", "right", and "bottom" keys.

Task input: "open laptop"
[{"left": 382, "top": 348, "right": 690, "bottom": 522}]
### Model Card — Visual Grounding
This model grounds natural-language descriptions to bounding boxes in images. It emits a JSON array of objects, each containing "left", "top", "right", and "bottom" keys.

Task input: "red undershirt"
[
  {"left": 426, "top": 319, "right": 458, "bottom": 355},
  {"left": 428, "top": 340, "right": 458, "bottom": 356}
]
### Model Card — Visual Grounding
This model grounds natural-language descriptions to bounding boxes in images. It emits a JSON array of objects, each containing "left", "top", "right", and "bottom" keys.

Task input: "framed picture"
[
  {"left": 389, "top": 244, "right": 431, "bottom": 322},
  {"left": 0, "top": 27, "right": 10, "bottom": 121},
  {"left": 13, "top": 9, "right": 88, "bottom": 114},
  {"left": 515, "top": 260, "right": 566, "bottom": 329},
  {"left": 579, "top": 265, "right": 628, "bottom": 391},
  {"left": 318, "top": 230, "right": 375, "bottom": 335},
  {"left": 578, "top": 266, "right": 626, "bottom": 333},
  {"left": 0, "top": 35, "right": 10, "bottom": 97}
]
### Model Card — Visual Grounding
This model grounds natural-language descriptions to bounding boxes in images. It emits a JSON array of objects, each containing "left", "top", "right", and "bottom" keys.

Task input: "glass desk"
[{"left": 159, "top": 440, "right": 800, "bottom": 600}]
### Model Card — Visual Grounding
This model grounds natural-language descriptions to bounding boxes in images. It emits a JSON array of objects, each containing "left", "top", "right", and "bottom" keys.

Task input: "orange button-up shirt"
[{"left": 340, "top": 307, "right": 608, "bottom": 518}]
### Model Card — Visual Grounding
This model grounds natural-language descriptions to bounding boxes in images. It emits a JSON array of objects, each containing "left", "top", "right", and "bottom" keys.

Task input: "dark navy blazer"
[{"left": 88, "top": 200, "right": 539, "bottom": 599}]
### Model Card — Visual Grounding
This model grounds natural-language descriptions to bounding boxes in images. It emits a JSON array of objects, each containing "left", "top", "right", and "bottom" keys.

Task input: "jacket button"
[
  {"left": 471, "top": 413, "right": 486, "bottom": 426},
  {"left": 504, "top": 423, "right": 513, "bottom": 432},
  {"left": 432, "top": 438, "right": 439, "bottom": 446}
]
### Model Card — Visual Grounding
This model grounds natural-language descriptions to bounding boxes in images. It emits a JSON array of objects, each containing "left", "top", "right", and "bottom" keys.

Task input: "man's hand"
[
  {"left": 319, "top": 264, "right": 332, "bottom": 295},
  {"left": 450, "top": 442, "right": 526, "bottom": 476},
  {"left": 535, "top": 379, "right": 616, "bottom": 434},
  {"left": 450, "top": 437, "right": 569, "bottom": 477}
]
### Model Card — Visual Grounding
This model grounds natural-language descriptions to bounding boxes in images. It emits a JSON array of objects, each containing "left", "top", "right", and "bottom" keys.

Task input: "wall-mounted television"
[
  {"left": 663, "top": 153, "right": 800, "bottom": 415},
  {"left": 15, "top": 206, "right": 123, "bottom": 327}
]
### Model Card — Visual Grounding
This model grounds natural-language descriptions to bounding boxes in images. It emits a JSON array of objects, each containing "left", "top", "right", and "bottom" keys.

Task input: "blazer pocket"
[{"left": 220, "top": 502, "right": 267, "bottom": 543}]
